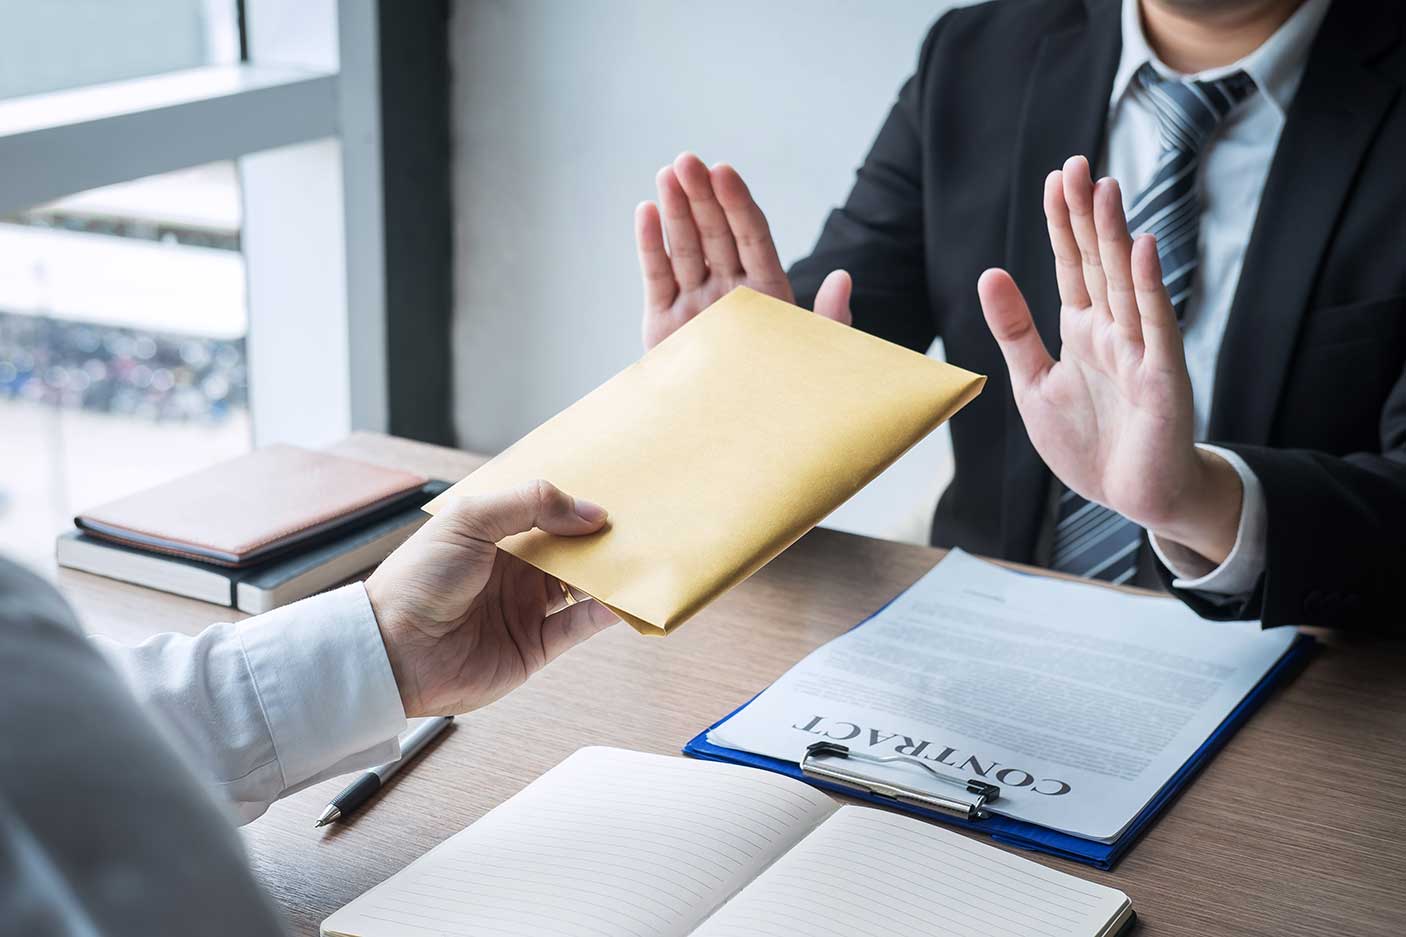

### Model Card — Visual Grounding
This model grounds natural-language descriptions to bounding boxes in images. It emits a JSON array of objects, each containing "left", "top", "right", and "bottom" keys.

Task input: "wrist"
[
  {"left": 1148, "top": 448, "right": 1243, "bottom": 566},
  {"left": 363, "top": 574, "right": 421, "bottom": 717}
]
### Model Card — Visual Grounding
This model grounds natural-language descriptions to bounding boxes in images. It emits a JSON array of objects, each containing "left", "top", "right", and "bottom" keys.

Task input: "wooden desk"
[{"left": 61, "top": 433, "right": 1406, "bottom": 936}]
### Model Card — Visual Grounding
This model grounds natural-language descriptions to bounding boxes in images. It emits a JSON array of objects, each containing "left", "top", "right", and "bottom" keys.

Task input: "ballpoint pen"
[{"left": 314, "top": 716, "right": 454, "bottom": 827}]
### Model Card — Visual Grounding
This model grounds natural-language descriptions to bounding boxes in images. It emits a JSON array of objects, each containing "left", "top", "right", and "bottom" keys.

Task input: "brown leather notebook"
[{"left": 74, "top": 445, "right": 428, "bottom": 567}]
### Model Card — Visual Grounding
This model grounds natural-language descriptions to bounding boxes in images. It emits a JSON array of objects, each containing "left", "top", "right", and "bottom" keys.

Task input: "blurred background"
[
  {"left": 2, "top": 0, "right": 963, "bottom": 574},
  {"left": 1, "top": 0, "right": 248, "bottom": 571}
]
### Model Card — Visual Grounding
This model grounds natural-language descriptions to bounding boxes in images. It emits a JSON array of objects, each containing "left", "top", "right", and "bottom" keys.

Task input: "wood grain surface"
[{"left": 59, "top": 432, "right": 1406, "bottom": 936}]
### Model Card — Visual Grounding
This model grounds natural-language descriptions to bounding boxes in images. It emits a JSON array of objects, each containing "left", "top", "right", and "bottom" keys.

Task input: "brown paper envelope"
[{"left": 425, "top": 287, "right": 985, "bottom": 635}]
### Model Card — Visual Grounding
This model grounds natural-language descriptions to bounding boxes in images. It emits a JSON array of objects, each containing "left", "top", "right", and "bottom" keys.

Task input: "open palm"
[
  {"left": 978, "top": 156, "right": 1200, "bottom": 532},
  {"left": 635, "top": 152, "right": 852, "bottom": 349}
]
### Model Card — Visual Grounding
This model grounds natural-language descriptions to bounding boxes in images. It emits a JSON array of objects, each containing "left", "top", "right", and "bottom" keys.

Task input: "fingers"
[
  {"left": 651, "top": 154, "right": 775, "bottom": 295},
  {"left": 674, "top": 153, "right": 743, "bottom": 277},
  {"left": 656, "top": 165, "right": 706, "bottom": 289},
  {"left": 635, "top": 201, "right": 678, "bottom": 312},
  {"left": 711, "top": 162, "right": 788, "bottom": 292},
  {"left": 813, "top": 269, "right": 853, "bottom": 325},
  {"left": 1132, "top": 235, "right": 1184, "bottom": 367},
  {"left": 437, "top": 480, "right": 608, "bottom": 544},
  {"left": 540, "top": 598, "right": 619, "bottom": 662},
  {"left": 1093, "top": 177, "right": 1142, "bottom": 342},
  {"left": 1060, "top": 155, "right": 1109, "bottom": 314},
  {"left": 1044, "top": 169, "right": 1090, "bottom": 309},
  {"left": 978, "top": 268, "right": 1055, "bottom": 391}
]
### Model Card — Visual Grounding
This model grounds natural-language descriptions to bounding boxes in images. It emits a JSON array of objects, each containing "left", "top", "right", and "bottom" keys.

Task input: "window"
[
  {"left": 0, "top": 164, "right": 251, "bottom": 571},
  {"left": 0, "top": 0, "right": 398, "bottom": 572},
  {"left": 0, "top": 0, "right": 240, "bottom": 100}
]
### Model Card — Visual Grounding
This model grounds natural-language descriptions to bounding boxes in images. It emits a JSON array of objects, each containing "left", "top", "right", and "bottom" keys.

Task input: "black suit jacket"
[{"left": 790, "top": 0, "right": 1406, "bottom": 631}]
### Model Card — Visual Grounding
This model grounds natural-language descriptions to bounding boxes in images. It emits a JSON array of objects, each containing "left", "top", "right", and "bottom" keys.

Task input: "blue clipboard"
[{"left": 684, "top": 615, "right": 1314, "bottom": 870}]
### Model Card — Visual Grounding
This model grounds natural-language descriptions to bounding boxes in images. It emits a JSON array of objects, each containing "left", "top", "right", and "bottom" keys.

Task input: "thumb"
[
  {"left": 813, "top": 269, "right": 853, "bottom": 326},
  {"left": 978, "top": 268, "right": 1054, "bottom": 390},
  {"left": 436, "top": 480, "right": 608, "bottom": 543}
]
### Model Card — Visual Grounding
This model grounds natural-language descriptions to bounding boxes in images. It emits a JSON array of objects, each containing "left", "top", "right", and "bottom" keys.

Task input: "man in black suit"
[{"left": 634, "top": 0, "right": 1406, "bottom": 631}]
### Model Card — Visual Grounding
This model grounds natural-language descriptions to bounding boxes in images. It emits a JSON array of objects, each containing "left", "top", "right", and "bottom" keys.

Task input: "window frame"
[{"left": 0, "top": 0, "right": 395, "bottom": 447}]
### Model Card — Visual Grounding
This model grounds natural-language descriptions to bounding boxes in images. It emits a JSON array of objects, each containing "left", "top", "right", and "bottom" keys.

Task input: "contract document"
[{"left": 707, "top": 550, "right": 1298, "bottom": 843}]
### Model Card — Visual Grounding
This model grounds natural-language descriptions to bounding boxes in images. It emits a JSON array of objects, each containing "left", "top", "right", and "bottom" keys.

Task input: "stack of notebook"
[{"left": 56, "top": 445, "right": 447, "bottom": 613}]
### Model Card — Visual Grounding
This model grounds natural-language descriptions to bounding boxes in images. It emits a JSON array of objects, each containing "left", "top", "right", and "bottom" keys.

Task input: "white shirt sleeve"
[
  {"left": 92, "top": 582, "right": 407, "bottom": 825},
  {"left": 1149, "top": 444, "right": 1268, "bottom": 597}
]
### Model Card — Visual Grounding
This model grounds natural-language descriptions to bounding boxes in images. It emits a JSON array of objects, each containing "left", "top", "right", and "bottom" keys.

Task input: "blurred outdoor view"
[{"left": 1, "top": 0, "right": 250, "bottom": 573}]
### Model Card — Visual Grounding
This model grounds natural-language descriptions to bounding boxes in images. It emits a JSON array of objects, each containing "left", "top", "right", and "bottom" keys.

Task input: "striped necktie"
[
  {"left": 1127, "top": 64, "right": 1258, "bottom": 319},
  {"left": 1050, "top": 65, "right": 1256, "bottom": 584}
]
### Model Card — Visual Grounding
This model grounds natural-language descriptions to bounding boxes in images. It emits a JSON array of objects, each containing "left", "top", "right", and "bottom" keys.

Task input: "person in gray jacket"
[{"left": 0, "top": 480, "right": 617, "bottom": 936}]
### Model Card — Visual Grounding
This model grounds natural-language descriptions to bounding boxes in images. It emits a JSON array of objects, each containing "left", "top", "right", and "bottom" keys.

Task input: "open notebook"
[{"left": 322, "top": 748, "right": 1133, "bottom": 937}]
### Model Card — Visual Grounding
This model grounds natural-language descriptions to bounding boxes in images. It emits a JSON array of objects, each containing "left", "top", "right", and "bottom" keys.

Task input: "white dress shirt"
[
  {"left": 94, "top": 583, "right": 407, "bottom": 824},
  {"left": 1098, "top": 0, "right": 1331, "bottom": 595}
]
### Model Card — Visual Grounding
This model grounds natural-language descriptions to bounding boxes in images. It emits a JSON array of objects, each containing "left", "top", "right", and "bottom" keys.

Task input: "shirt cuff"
[
  {"left": 235, "top": 582, "right": 407, "bottom": 792},
  {"left": 1149, "top": 444, "right": 1267, "bottom": 597}
]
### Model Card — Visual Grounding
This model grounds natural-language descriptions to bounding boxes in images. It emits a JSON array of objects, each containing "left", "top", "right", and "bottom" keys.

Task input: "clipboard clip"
[{"left": 800, "top": 741, "right": 1000, "bottom": 821}]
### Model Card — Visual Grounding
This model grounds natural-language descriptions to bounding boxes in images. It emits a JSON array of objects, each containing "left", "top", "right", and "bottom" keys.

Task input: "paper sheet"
[
  {"left": 425, "top": 288, "right": 984, "bottom": 635},
  {"left": 321, "top": 748, "right": 838, "bottom": 937},
  {"left": 708, "top": 550, "right": 1297, "bottom": 842},
  {"left": 694, "top": 806, "right": 1129, "bottom": 937}
]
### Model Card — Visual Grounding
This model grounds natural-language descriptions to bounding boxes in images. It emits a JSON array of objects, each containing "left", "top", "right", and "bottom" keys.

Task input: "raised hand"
[
  {"left": 365, "top": 481, "right": 619, "bottom": 717},
  {"left": 977, "top": 155, "right": 1242, "bottom": 565},
  {"left": 635, "top": 152, "right": 852, "bottom": 349}
]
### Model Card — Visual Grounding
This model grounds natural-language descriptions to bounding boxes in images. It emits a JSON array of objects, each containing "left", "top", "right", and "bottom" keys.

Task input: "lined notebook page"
[
  {"left": 321, "top": 747, "right": 838, "bottom": 937},
  {"left": 693, "top": 806, "right": 1130, "bottom": 937}
]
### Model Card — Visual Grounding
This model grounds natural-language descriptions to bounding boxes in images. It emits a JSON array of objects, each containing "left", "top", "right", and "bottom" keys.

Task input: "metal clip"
[{"left": 799, "top": 741, "right": 999, "bottom": 821}]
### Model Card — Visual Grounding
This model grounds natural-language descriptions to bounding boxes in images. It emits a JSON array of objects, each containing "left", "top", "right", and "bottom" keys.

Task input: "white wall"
[{"left": 449, "top": 0, "right": 964, "bottom": 544}]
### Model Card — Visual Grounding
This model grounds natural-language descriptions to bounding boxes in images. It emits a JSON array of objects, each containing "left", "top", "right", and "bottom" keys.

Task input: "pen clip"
[{"left": 800, "top": 742, "right": 999, "bottom": 821}]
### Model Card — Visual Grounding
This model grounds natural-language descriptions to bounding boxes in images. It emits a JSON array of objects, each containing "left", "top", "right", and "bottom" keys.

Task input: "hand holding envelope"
[{"left": 425, "top": 287, "right": 984, "bottom": 635}]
